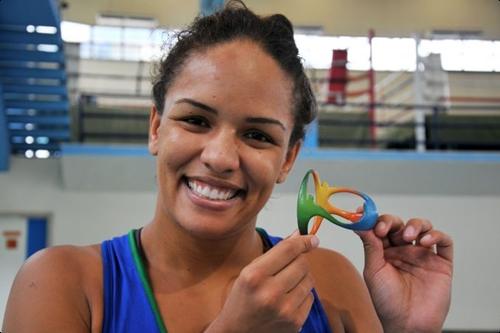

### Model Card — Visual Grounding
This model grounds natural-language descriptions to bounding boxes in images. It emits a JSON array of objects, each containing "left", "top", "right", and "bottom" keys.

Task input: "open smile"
[{"left": 184, "top": 177, "right": 244, "bottom": 201}]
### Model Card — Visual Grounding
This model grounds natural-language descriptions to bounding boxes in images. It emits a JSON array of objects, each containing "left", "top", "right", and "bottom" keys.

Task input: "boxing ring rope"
[
  {"left": 315, "top": 99, "right": 500, "bottom": 150},
  {"left": 305, "top": 30, "right": 500, "bottom": 152},
  {"left": 69, "top": 35, "right": 500, "bottom": 152}
]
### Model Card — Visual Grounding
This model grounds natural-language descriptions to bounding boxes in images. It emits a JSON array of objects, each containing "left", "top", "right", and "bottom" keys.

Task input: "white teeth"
[
  {"left": 201, "top": 186, "right": 210, "bottom": 197},
  {"left": 187, "top": 179, "right": 237, "bottom": 201}
]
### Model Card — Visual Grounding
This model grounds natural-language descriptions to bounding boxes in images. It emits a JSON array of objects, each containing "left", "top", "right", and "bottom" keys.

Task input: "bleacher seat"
[{"left": 0, "top": 0, "right": 70, "bottom": 157}]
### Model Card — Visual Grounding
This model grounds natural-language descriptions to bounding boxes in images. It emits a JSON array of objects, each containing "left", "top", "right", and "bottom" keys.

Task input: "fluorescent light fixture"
[
  {"left": 36, "top": 25, "right": 58, "bottom": 34},
  {"left": 35, "top": 150, "right": 51, "bottom": 159}
]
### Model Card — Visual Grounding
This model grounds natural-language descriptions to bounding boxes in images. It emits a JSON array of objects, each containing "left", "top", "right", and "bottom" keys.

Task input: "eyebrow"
[
  {"left": 245, "top": 117, "right": 286, "bottom": 131},
  {"left": 175, "top": 98, "right": 286, "bottom": 131},
  {"left": 175, "top": 98, "right": 217, "bottom": 114}
]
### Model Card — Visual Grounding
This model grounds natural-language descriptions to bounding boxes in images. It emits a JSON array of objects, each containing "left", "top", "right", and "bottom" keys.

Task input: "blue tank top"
[{"left": 101, "top": 229, "right": 333, "bottom": 333}]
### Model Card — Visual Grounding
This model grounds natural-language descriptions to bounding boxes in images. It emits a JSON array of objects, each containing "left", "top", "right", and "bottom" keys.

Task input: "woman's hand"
[
  {"left": 357, "top": 215, "right": 454, "bottom": 333},
  {"left": 206, "top": 231, "right": 319, "bottom": 333}
]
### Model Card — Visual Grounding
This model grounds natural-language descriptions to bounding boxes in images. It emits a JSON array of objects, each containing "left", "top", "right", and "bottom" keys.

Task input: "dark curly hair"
[{"left": 152, "top": 0, "right": 317, "bottom": 146}]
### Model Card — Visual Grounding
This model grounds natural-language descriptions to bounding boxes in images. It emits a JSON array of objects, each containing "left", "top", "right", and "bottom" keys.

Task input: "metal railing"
[
  {"left": 318, "top": 101, "right": 500, "bottom": 151},
  {"left": 75, "top": 94, "right": 500, "bottom": 152},
  {"left": 75, "top": 94, "right": 149, "bottom": 144}
]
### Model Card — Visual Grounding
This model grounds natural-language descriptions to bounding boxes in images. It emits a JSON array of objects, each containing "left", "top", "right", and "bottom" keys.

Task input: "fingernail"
[
  {"left": 404, "top": 226, "right": 415, "bottom": 238},
  {"left": 377, "top": 221, "right": 386, "bottom": 231},
  {"left": 421, "top": 234, "right": 432, "bottom": 243},
  {"left": 310, "top": 235, "right": 320, "bottom": 248}
]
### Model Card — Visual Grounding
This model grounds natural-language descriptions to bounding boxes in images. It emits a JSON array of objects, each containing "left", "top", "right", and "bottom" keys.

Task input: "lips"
[{"left": 185, "top": 177, "right": 242, "bottom": 201}]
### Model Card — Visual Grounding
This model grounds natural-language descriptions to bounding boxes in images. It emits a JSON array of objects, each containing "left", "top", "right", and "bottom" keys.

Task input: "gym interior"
[{"left": 1, "top": 0, "right": 499, "bottom": 331}]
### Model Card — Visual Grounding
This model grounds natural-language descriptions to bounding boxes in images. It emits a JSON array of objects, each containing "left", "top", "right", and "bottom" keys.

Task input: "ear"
[
  {"left": 148, "top": 105, "right": 161, "bottom": 156},
  {"left": 277, "top": 140, "right": 302, "bottom": 184}
]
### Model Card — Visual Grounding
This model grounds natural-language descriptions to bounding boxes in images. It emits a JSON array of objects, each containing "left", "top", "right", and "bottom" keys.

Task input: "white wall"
[
  {"left": 0, "top": 216, "right": 26, "bottom": 325},
  {"left": 0, "top": 157, "right": 156, "bottom": 245},
  {"left": 1, "top": 152, "right": 500, "bottom": 330}
]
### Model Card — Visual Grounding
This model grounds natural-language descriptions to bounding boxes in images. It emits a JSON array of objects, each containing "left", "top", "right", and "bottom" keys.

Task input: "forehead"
[{"left": 165, "top": 39, "right": 294, "bottom": 125}]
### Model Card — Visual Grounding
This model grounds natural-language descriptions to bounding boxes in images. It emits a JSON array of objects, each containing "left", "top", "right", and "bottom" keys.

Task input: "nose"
[{"left": 200, "top": 128, "right": 240, "bottom": 174}]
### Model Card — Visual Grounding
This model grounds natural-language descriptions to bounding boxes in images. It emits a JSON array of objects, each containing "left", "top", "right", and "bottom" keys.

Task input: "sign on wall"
[{"left": 2, "top": 230, "right": 21, "bottom": 250}]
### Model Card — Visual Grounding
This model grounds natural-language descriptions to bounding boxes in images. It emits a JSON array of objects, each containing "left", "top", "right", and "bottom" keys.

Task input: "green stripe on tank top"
[{"left": 128, "top": 230, "right": 168, "bottom": 333}]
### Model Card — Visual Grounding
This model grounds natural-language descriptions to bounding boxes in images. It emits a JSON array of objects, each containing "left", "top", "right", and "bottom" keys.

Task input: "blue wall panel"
[
  {"left": 27, "top": 217, "right": 48, "bottom": 258},
  {"left": 0, "top": 0, "right": 60, "bottom": 26},
  {"left": 0, "top": 83, "right": 10, "bottom": 171}
]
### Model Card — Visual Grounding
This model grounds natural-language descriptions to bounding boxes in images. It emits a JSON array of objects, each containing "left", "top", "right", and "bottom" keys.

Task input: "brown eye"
[
  {"left": 245, "top": 130, "right": 275, "bottom": 144},
  {"left": 182, "top": 116, "right": 210, "bottom": 128}
]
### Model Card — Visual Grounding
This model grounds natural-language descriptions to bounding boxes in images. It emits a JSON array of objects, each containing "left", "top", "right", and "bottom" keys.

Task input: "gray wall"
[{"left": 1, "top": 149, "right": 500, "bottom": 330}]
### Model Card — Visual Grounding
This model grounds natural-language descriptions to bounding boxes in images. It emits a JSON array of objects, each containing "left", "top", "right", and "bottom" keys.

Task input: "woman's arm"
[{"left": 2, "top": 246, "right": 96, "bottom": 333}]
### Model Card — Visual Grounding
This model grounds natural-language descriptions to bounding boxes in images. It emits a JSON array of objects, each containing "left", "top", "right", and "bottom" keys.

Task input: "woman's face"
[{"left": 149, "top": 39, "right": 300, "bottom": 239}]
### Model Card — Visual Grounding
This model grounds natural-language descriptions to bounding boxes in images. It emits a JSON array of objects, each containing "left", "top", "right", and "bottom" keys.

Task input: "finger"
[
  {"left": 419, "top": 230, "right": 454, "bottom": 262},
  {"left": 355, "top": 229, "right": 385, "bottom": 275},
  {"left": 284, "top": 229, "right": 300, "bottom": 240},
  {"left": 375, "top": 214, "right": 405, "bottom": 237},
  {"left": 289, "top": 290, "right": 315, "bottom": 331},
  {"left": 252, "top": 235, "right": 319, "bottom": 276},
  {"left": 375, "top": 214, "right": 407, "bottom": 247},
  {"left": 272, "top": 255, "right": 310, "bottom": 294},
  {"left": 278, "top": 272, "right": 314, "bottom": 310},
  {"left": 403, "top": 218, "right": 433, "bottom": 243}
]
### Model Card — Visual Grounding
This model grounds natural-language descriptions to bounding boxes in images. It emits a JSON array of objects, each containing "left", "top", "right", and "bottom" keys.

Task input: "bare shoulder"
[
  {"left": 306, "top": 247, "right": 383, "bottom": 333},
  {"left": 2, "top": 244, "right": 103, "bottom": 333},
  {"left": 306, "top": 247, "right": 366, "bottom": 308},
  {"left": 307, "top": 246, "right": 362, "bottom": 283}
]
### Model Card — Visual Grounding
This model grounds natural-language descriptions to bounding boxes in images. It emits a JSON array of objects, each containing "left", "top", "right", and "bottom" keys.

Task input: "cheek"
[
  {"left": 243, "top": 149, "right": 284, "bottom": 187},
  {"left": 155, "top": 129, "right": 200, "bottom": 186}
]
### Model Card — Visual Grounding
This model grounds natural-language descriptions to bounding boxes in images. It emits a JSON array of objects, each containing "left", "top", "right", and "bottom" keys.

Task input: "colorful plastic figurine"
[{"left": 297, "top": 169, "right": 378, "bottom": 235}]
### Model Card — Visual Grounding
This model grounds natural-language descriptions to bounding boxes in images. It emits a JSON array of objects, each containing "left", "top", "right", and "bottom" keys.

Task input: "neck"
[{"left": 141, "top": 212, "right": 264, "bottom": 282}]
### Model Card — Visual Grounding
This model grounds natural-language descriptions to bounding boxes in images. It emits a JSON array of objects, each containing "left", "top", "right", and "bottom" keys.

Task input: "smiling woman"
[
  {"left": 148, "top": 38, "right": 300, "bottom": 241},
  {"left": 2, "top": 1, "right": 453, "bottom": 333}
]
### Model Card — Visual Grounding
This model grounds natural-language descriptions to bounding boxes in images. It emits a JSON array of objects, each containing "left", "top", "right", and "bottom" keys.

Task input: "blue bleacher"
[
  {"left": 0, "top": 83, "right": 9, "bottom": 170},
  {"left": 0, "top": 0, "right": 70, "bottom": 162}
]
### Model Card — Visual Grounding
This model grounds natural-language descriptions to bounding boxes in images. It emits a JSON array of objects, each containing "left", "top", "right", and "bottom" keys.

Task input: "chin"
[{"left": 175, "top": 212, "right": 253, "bottom": 241}]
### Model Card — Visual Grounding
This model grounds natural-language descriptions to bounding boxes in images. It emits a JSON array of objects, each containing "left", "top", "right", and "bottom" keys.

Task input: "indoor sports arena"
[{"left": 1, "top": 0, "right": 499, "bottom": 332}]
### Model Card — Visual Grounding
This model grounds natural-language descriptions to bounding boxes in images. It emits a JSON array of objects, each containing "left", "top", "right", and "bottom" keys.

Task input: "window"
[{"left": 60, "top": 21, "right": 500, "bottom": 72}]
